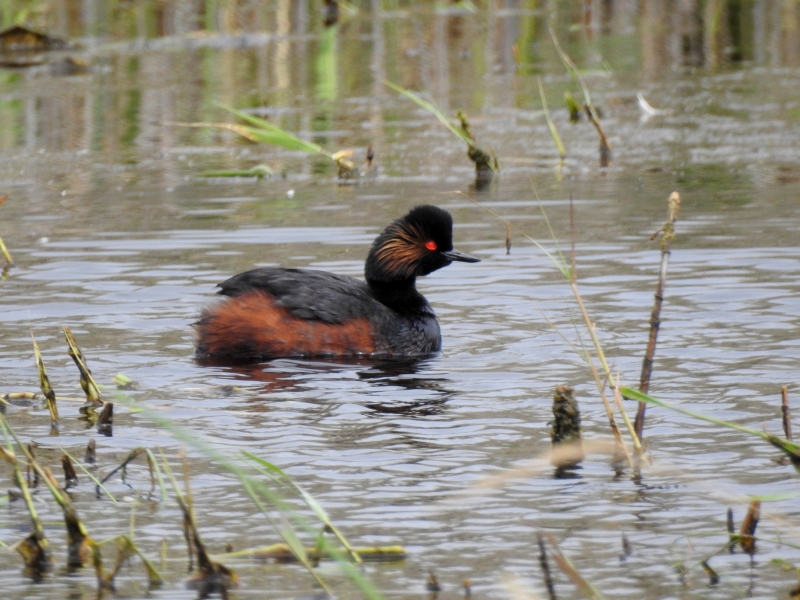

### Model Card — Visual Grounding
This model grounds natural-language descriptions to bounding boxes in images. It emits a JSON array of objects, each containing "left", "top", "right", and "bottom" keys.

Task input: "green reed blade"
[
  {"left": 383, "top": 80, "right": 474, "bottom": 146},
  {"left": 215, "top": 102, "right": 330, "bottom": 156},
  {"left": 243, "top": 451, "right": 361, "bottom": 564},
  {"left": 621, "top": 386, "right": 800, "bottom": 462},
  {"left": 538, "top": 77, "right": 566, "bottom": 159}
]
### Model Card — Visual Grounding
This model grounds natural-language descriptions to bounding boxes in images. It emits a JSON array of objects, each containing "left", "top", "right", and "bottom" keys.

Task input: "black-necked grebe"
[{"left": 195, "top": 205, "right": 479, "bottom": 362}]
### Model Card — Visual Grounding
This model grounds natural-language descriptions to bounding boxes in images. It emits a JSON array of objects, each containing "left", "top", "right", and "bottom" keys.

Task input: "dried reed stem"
[
  {"left": 634, "top": 192, "right": 680, "bottom": 441},
  {"left": 781, "top": 386, "right": 793, "bottom": 440},
  {"left": 571, "top": 284, "right": 643, "bottom": 456},
  {"left": 537, "top": 534, "right": 558, "bottom": 600}
]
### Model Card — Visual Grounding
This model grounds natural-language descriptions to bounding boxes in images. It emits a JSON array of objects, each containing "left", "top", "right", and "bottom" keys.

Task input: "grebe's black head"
[{"left": 365, "top": 205, "right": 479, "bottom": 284}]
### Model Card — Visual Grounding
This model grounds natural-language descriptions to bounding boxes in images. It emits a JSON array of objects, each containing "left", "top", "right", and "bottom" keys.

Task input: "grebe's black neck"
[{"left": 367, "top": 276, "right": 430, "bottom": 315}]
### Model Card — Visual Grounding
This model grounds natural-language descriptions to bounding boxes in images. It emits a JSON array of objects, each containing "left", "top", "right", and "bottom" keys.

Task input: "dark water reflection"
[{"left": 1, "top": 1, "right": 800, "bottom": 599}]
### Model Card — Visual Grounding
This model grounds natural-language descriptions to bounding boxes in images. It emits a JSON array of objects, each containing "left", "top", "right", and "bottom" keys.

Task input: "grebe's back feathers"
[{"left": 216, "top": 267, "right": 382, "bottom": 324}]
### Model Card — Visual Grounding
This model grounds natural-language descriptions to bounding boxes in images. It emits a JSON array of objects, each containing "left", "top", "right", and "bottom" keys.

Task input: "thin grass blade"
[
  {"left": 0, "top": 234, "right": 12, "bottom": 265},
  {"left": 620, "top": 387, "right": 800, "bottom": 460},
  {"left": 383, "top": 80, "right": 473, "bottom": 145},
  {"left": 538, "top": 77, "right": 566, "bottom": 159},
  {"left": 243, "top": 451, "right": 361, "bottom": 563}
]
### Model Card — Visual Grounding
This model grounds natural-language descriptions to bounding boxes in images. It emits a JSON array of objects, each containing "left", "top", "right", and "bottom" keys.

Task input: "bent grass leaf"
[
  {"left": 109, "top": 394, "right": 377, "bottom": 597},
  {"left": 63, "top": 327, "right": 103, "bottom": 406},
  {"left": 243, "top": 451, "right": 361, "bottom": 564},
  {"left": 538, "top": 76, "right": 566, "bottom": 159},
  {"left": 383, "top": 80, "right": 474, "bottom": 146},
  {"left": 620, "top": 387, "right": 800, "bottom": 466}
]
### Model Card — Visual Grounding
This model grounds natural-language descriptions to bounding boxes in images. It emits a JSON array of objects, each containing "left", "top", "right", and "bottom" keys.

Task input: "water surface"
[{"left": 1, "top": 2, "right": 800, "bottom": 599}]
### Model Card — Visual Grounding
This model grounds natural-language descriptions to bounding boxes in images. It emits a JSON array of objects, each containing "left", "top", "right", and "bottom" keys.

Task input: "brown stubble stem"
[
  {"left": 634, "top": 192, "right": 681, "bottom": 441},
  {"left": 781, "top": 385, "right": 792, "bottom": 440}
]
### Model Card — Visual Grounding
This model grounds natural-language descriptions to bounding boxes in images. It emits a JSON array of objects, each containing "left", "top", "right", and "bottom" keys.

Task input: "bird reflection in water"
[{"left": 208, "top": 356, "right": 453, "bottom": 417}]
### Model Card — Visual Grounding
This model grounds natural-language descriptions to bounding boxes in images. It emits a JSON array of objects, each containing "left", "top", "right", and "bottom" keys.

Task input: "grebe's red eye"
[{"left": 425, "top": 240, "right": 437, "bottom": 251}]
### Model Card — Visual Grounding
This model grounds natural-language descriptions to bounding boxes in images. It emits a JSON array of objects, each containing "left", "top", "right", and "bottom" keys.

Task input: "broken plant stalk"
[
  {"left": 739, "top": 500, "right": 760, "bottom": 555},
  {"left": 159, "top": 454, "right": 237, "bottom": 594},
  {"left": 0, "top": 421, "right": 51, "bottom": 577},
  {"left": 63, "top": 327, "right": 103, "bottom": 406},
  {"left": 635, "top": 192, "right": 680, "bottom": 440},
  {"left": 31, "top": 332, "right": 59, "bottom": 431}
]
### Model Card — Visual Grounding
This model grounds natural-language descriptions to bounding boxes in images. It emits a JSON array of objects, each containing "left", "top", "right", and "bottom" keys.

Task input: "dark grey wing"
[{"left": 216, "top": 267, "right": 380, "bottom": 324}]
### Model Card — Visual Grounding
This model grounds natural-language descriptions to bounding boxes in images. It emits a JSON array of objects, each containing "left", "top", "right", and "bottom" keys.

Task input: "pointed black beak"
[{"left": 442, "top": 249, "right": 480, "bottom": 263}]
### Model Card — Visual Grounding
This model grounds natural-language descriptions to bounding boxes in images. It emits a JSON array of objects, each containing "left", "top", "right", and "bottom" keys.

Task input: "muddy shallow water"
[{"left": 2, "top": 2, "right": 800, "bottom": 599}]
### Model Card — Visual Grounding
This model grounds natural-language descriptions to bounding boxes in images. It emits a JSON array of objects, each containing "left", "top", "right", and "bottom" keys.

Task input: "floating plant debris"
[{"left": 0, "top": 25, "right": 70, "bottom": 67}]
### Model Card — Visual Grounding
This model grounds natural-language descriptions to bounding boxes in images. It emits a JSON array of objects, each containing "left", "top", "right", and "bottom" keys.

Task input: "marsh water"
[{"left": 2, "top": 1, "right": 800, "bottom": 598}]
